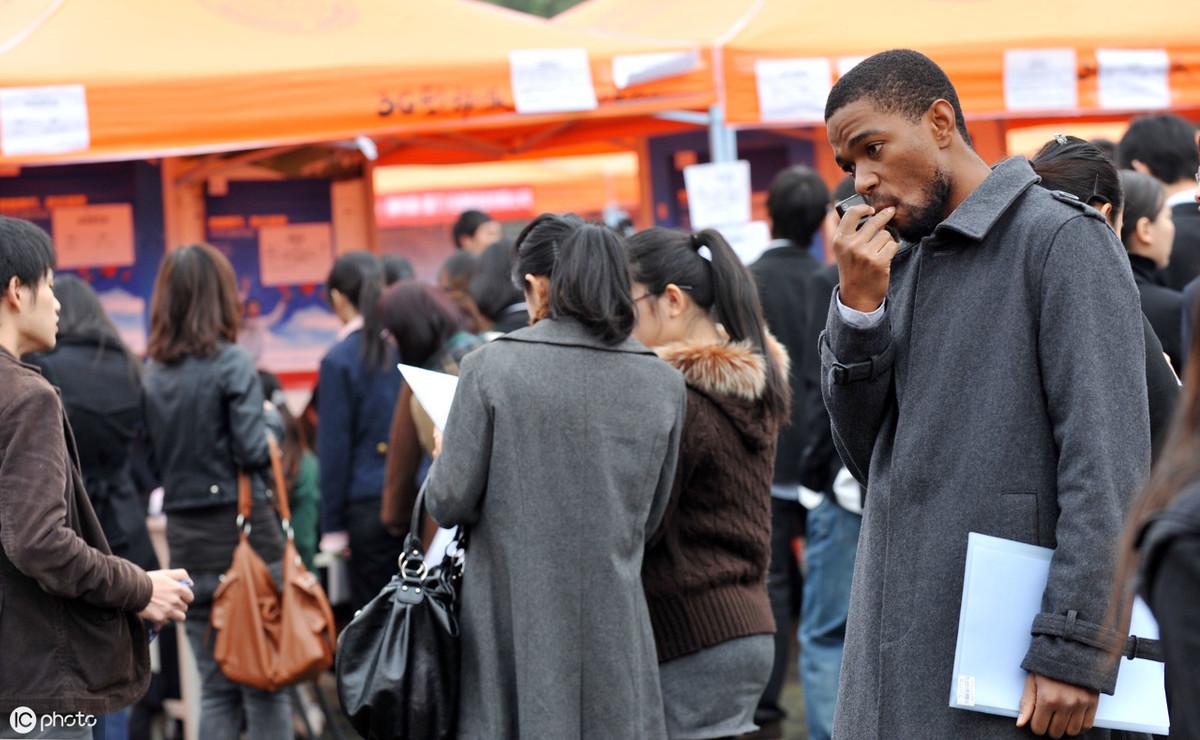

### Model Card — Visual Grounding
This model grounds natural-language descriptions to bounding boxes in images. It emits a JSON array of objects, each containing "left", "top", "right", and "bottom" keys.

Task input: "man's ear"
[
  {"left": 1098, "top": 202, "right": 1114, "bottom": 221},
  {"left": 1130, "top": 159, "right": 1152, "bottom": 177},
  {"left": 928, "top": 99, "right": 958, "bottom": 148},
  {"left": 1, "top": 276, "right": 21, "bottom": 310}
]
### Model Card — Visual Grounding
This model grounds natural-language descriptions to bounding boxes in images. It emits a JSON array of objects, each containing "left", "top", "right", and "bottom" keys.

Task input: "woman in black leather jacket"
[{"left": 142, "top": 244, "right": 291, "bottom": 739}]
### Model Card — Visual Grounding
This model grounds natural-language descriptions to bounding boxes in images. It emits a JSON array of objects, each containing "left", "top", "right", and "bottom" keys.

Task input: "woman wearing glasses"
[{"left": 626, "top": 227, "right": 791, "bottom": 739}]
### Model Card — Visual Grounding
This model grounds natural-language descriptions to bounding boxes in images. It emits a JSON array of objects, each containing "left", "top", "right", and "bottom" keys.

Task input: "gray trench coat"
[
  {"left": 424, "top": 318, "right": 687, "bottom": 739},
  {"left": 821, "top": 158, "right": 1152, "bottom": 739}
]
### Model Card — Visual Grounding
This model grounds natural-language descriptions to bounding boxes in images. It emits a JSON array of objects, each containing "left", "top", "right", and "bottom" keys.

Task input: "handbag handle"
[
  {"left": 402, "top": 488, "right": 468, "bottom": 579},
  {"left": 235, "top": 433, "right": 293, "bottom": 538}
]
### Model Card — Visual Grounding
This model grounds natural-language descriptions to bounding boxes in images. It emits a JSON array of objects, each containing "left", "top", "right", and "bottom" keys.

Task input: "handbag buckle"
[{"left": 399, "top": 552, "right": 428, "bottom": 583}]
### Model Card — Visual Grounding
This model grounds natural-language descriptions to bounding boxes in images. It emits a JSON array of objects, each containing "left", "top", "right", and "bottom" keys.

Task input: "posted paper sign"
[
  {"left": 683, "top": 161, "right": 751, "bottom": 230},
  {"left": 754, "top": 58, "right": 832, "bottom": 122},
  {"left": 398, "top": 364, "right": 459, "bottom": 433},
  {"left": 719, "top": 221, "right": 772, "bottom": 266},
  {"left": 509, "top": 49, "right": 598, "bottom": 114},
  {"left": 1004, "top": 49, "right": 1078, "bottom": 111},
  {"left": 0, "top": 85, "right": 89, "bottom": 156},
  {"left": 951, "top": 533, "right": 1169, "bottom": 735},
  {"left": 612, "top": 50, "right": 699, "bottom": 89},
  {"left": 836, "top": 56, "right": 867, "bottom": 78},
  {"left": 258, "top": 222, "right": 334, "bottom": 287},
  {"left": 51, "top": 203, "right": 135, "bottom": 269},
  {"left": 1097, "top": 49, "right": 1171, "bottom": 110}
]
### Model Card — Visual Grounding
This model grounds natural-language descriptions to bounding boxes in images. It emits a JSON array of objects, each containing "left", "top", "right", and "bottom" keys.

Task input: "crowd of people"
[{"left": 1, "top": 48, "right": 1198, "bottom": 740}]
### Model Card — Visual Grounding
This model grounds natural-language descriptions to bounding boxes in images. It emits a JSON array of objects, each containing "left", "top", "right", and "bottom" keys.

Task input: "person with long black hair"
[
  {"left": 423, "top": 222, "right": 687, "bottom": 738},
  {"left": 1119, "top": 170, "right": 1184, "bottom": 371},
  {"left": 1030, "top": 135, "right": 1181, "bottom": 461},
  {"left": 317, "top": 252, "right": 402, "bottom": 609},
  {"left": 1113, "top": 306, "right": 1200, "bottom": 738},
  {"left": 27, "top": 276, "right": 158, "bottom": 575},
  {"left": 509, "top": 212, "right": 585, "bottom": 324},
  {"left": 377, "top": 281, "right": 483, "bottom": 536},
  {"left": 627, "top": 226, "right": 791, "bottom": 739}
]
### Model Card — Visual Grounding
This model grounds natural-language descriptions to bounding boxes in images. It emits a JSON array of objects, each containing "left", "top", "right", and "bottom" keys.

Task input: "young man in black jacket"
[{"left": 748, "top": 165, "right": 829, "bottom": 738}]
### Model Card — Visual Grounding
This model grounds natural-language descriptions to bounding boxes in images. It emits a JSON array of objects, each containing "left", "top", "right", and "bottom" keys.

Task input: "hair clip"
[
  {"left": 696, "top": 245, "right": 713, "bottom": 263},
  {"left": 1054, "top": 133, "right": 1069, "bottom": 145}
]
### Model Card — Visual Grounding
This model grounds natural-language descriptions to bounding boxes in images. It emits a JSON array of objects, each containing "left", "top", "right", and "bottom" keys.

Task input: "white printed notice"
[
  {"left": 683, "top": 161, "right": 751, "bottom": 230},
  {"left": 1097, "top": 49, "right": 1170, "bottom": 110},
  {"left": 1004, "top": 49, "right": 1078, "bottom": 111},
  {"left": 836, "top": 56, "right": 867, "bottom": 79},
  {"left": 509, "top": 49, "right": 598, "bottom": 114},
  {"left": 0, "top": 85, "right": 89, "bottom": 156},
  {"left": 258, "top": 222, "right": 334, "bottom": 287},
  {"left": 51, "top": 203, "right": 134, "bottom": 269},
  {"left": 754, "top": 57, "right": 832, "bottom": 122},
  {"left": 612, "top": 50, "right": 699, "bottom": 89}
]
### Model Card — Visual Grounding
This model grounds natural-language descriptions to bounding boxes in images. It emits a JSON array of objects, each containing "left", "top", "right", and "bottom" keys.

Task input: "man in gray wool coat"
[{"left": 819, "top": 50, "right": 1151, "bottom": 739}]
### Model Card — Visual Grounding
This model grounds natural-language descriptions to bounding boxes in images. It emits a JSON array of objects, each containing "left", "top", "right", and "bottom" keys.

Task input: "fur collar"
[{"left": 655, "top": 332, "right": 788, "bottom": 402}]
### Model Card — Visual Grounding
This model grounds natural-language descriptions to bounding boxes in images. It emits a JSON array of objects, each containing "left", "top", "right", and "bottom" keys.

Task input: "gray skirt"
[{"left": 659, "top": 634, "right": 775, "bottom": 739}]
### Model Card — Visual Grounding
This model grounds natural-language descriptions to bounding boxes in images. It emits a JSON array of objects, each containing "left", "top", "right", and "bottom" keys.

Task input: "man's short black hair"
[
  {"left": 452, "top": 209, "right": 493, "bottom": 248},
  {"left": 766, "top": 165, "right": 829, "bottom": 245},
  {"left": 824, "top": 49, "right": 972, "bottom": 147},
  {"left": 0, "top": 216, "right": 55, "bottom": 292},
  {"left": 1118, "top": 114, "right": 1199, "bottom": 185}
]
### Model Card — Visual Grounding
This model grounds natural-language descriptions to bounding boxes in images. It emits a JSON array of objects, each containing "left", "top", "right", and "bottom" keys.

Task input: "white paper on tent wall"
[
  {"left": 683, "top": 160, "right": 751, "bottom": 230},
  {"left": 951, "top": 532, "right": 1169, "bottom": 735},
  {"left": 612, "top": 50, "right": 700, "bottom": 89},
  {"left": 509, "top": 49, "right": 598, "bottom": 114},
  {"left": 1004, "top": 49, "right": 1078, "bottom": 111},
  {"left": 51, "top": 203, "right": 135, "bottom": 269},
  {"left": 754, "top": 57, "right": 832, "bottom": 122},
  {"left": 1097, "top": 49, "right": 1171, "bottom": 110},
  {"left": 398, "top": 364, "right": 459, "bottom": 433},
  {"left": 718, "top": 221, "right": 772, "bottom": 265},
  {"left": 258, "top": 222, "right": 334, "bottom": 287},
  {"left": 836, "top": 56, "right": 867, "bottom": 78},
  {"left": 0, "top": 85, "right": 89, "bottom": 156}
]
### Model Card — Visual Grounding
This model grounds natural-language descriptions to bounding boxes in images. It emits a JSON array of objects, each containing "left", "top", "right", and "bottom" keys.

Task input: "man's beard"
[{"left": 894, "top": 169, "right": 952, "bottom": 243}]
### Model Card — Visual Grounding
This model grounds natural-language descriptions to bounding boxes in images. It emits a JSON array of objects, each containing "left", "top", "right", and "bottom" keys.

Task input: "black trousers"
[
  {"left": 756, "top": 495, "right": 807, "bottom": 725},
  {"left": 345, "top": 496, "right": 406, "bottom": 610}
]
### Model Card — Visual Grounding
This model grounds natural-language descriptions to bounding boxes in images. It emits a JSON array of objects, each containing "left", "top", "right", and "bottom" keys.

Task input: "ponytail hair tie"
[{"left": 690, "top": 233, "right": 713, "bottom": 263}]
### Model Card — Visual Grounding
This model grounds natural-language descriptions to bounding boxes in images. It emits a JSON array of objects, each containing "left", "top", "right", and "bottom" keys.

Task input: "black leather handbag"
[{"left": 335, "top": 491, "right": 468, "bottom": 740}]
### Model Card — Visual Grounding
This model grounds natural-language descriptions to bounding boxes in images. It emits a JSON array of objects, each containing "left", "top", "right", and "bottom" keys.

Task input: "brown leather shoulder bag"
[{"left": 210, "top": 436, "right": 336, "bottom": 691}]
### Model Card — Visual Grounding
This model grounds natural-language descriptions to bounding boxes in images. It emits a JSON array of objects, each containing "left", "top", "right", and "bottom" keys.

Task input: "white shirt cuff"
[{"left": 835, "top": 288, "right": 886, "bottom": 329}]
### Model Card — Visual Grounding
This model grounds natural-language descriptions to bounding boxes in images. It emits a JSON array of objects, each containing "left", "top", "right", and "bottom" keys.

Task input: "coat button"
[
  {"left": 210, "top": 485, "right": 219, "bottom": 494},
  {"left": 376, "top": 442, "right": 388, "bottom": 455}
]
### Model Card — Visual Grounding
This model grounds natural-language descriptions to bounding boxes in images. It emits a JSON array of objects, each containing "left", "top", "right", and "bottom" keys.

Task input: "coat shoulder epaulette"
[{"left": 1047, "top": 189, "right": 1105, "bottom": 221}]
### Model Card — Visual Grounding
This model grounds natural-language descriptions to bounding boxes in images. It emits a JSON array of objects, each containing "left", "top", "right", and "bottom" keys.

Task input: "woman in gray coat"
[{"left": 424, "top": 222, "right": 688, "bottom": 739}]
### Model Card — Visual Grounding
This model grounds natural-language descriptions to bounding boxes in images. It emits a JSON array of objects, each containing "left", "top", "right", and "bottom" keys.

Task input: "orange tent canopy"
[
  {"left": 0, "top": 0, "right": 713, "bottom": 165},
  {"left": 558, "top": 0, "right": 1200, "bottom": 126},
  {"left": 721, "top": 0, "right": 1200, "bottom": 124}
]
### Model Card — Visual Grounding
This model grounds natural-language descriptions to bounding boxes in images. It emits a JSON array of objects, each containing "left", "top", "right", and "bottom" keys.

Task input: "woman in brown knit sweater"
[{"left": 628, "top": 227, "right": 791, "bottom": 739}]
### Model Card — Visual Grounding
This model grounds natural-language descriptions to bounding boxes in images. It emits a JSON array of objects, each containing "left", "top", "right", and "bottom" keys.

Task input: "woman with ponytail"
[
  {"left": 423, "top": 220, "right": 687, "bottom": 738},
  {"left": 316, "top": 252, "right": 402, "bottom": 610},
  {"left": 627, "top": 227, "right": 791, "bottom": 739}
]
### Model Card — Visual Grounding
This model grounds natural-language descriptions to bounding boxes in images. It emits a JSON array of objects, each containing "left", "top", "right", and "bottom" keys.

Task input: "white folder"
[
  {"left": 951, "top": 532, "right": 1169, "bottom": 735},
  {"left": 398, "top": 363, "right": 459, "bottom": 432}
]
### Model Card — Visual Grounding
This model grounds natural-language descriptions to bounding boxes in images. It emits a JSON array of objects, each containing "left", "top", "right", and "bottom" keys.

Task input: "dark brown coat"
[
  {"left": 0, "top": 347, "right": 152, "bottom": 716},
  {"left": 642, "top": 336, "right": 790, "bottom": 663}
]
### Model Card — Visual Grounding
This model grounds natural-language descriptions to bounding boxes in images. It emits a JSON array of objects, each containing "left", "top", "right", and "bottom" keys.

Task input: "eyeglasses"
[{"left": 633, "top": 284, "right": 694, "bottom": 305}]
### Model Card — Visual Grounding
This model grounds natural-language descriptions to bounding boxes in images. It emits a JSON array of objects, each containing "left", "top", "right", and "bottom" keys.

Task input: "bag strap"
[
  {"left": 235, "top": 433, "right": 292, "bottom": 538},
  {"left": 266, "top": 435, "right": 295, "bottom": 539}
]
